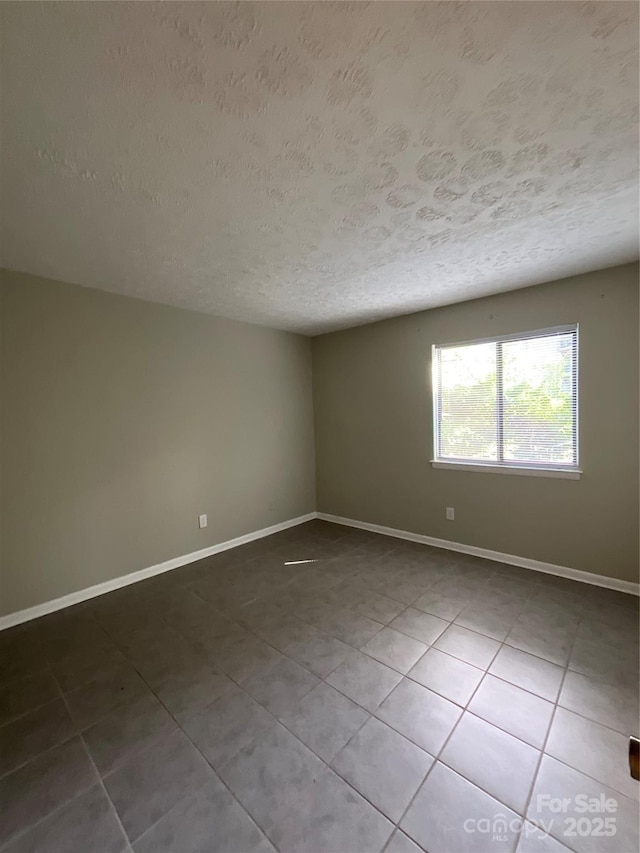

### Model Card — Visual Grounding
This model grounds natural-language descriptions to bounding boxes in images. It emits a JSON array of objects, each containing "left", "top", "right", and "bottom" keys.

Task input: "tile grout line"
[
  {"left": 2, "top": 527, "right": 637, "bottom": 853},
  {"left": 391, "top": 622, "right": 510, "bottom": 848},
  {"left": 104, "top": 549, "right": 640, "bottom": 846},
  {"left": 52, "top": 668, "right": 134, "bottom": 853},
  {"left": 0, "top": 659, "right": 64, "bottom": 733},
  {"left": 517, "top": 599, "right": 640, "bottom": 833},
  {"left": 97, "top": 638, "right": 286, "bottom": 853},
  {"left": 157, "top": 584, "right": 393, "bottom": 851},
  {"left": 397, "top": 611, "right": 638, "bottom": 737},
  {"left": 133, "top": 544, "right": 432, "bottom": 849},
  {"left": 516, "top": 607, "right": 584, "bottom": 852},
  {"left": 385, "top": 582, "right": 594, "bottom": 849},
  {"left": 115, "top": 552, "right": 384, "bottom": 852},
  {"left": 23, "top": 595, "right": 287, "bottom": 851},
  {"left": 353, "top": 571, "right": 529, "bottom": 846},
  {"left": 0, "top": 734, "right": 123, "bottom": 852}
]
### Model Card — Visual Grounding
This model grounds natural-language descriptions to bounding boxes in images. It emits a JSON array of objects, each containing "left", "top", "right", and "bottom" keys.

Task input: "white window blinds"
[{"left": 433, "top": 326, "right": 578, "bottom": 469}]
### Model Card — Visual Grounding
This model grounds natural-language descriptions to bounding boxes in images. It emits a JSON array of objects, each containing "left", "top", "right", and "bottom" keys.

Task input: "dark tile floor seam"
[
  {"left": 100, "top": 612, "right": 176, "bottom": 644},
  {"left": 173, "top": 675, "right": 414, "bottom": 849},
  {"left": 0, "top": 741, "right": 103, "bottom": 852},
  {"left": 131, "top": 725, "right": 273, "bottom": 853},
  {"left": 389, "top": 607, "right": 555, "bottom": 850},
  {"left": 246, "top": 732, "right": 398, "bottom": 850},
  {"left": 81, "top": 761, "right": 133, "bottom": 853},
  {"left": 165, "top": 574, "right": 389, "bottom": 688},
  {"left": 148, "top": 591, "right": 324, "bottom": 697},
  {"left": 554, "top": 687, "right": 636, "bottom": 734},
  {"left": 62, "top": 695, "right": 144, "bottom": 737},
  {"left": 314, "top": 601, "right": 557, "bottom": 765},
  {"left": 0, "top": 662, "right": 63, "bottom": 730},
  {"left": 515, "top": 609, "right": 582, "bottom": 851},
  {"left": 180, "top": 642, "right": 412, "bottom": 851},
  {"left": 313, "top": 667, "right": 386, "bottom": 716},
  {"left": 143, "top": 579, "right": 358, "bottom": 847},
  {"left": 53, "top": 671, "right": 134, "bottom": 852},
  {"left": 283, "top": 601, "right": 386, "bottom": 642},
  {"left": 157, "top": 649, "right": 411, "bottom": 850},
  {"left": 0, "top": 717, "right": 74, "bottom": 783},
  {"left": 391, "top": 754, "right": 448, "bottom": 848},
  {"left": 552, "top": 667, "right": 633, "bottom": 732},
  {"left": 76, "top": 645, "right": 282, "bottom": 851},
  {"left": 402, "top": 645, "right": 559, "bottom": 707},
  {"left": 0, "top": 731, "right": 135, "bottom": 852},
  {"left": 386, "top": 647, "right": 503, "bottom": 843},
  {"left": 272, "top": 691, "right": 371, "bottom": 767},
  {"left": 535, "top": 751, "right": 640, "bottom": 810},
  {"left": 132, "top": 688, "right": 278, "bottom": 845},
  {"left": 544, "top": 610, "right": 640, "bottom": 789},
  {"left": 398, "top": 616, "right": 588, "bottom": 842},
  {"left": 433, "top": 677, "right": 553, "bottom": 748},
  {"left": 537, "top": 615, "right": 640, "bottom": 804},
  {"left": 35, "top": 620, "right": 270, "bottom": 852},
  {"left": 324, "top": 717, "right": 431, "bottom": 829}
]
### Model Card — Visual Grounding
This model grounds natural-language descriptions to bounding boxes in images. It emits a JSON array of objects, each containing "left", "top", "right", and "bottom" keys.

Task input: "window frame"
[{"left": 431, "top": 324, "right": 581, "bottom": 479}]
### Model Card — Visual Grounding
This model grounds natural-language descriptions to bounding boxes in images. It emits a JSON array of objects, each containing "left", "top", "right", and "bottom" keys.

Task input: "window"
[{"left": 432, "top": 326, "right": 579, "bottom": 478}]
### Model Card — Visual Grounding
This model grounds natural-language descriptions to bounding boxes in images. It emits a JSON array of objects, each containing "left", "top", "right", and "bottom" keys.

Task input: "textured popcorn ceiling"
[{"left": 0, "top": 2, "right": 638, "bottom": 334}]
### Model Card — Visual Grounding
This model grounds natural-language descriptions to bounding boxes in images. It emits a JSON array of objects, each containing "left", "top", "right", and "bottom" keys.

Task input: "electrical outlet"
[
  {"left": 446, "top": 507, "right": 455, "bottom": 521},
  {"left": 199, "top": 514, "right": 208, "bottom": 529}
]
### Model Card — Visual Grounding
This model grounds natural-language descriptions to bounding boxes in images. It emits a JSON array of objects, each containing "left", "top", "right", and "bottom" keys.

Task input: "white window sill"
[{"left": 430, "top": 460, "right": 582, "bottom": 480}]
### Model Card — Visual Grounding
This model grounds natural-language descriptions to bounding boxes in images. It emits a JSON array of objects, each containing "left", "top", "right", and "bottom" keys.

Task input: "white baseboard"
[
  {"left": 317, "top": 512, "right": 640, "bottom": 597},
  {"left": 0, "top": 512, "right": 317, "bottom": 631},
  {"left": 3, "top": 508, "right": 636, "bottom": 631}
]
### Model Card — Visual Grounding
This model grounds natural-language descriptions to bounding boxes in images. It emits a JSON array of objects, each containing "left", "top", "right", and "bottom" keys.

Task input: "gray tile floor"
[{"left": 1, "top": 520, "right": 638, "bottom": 853}]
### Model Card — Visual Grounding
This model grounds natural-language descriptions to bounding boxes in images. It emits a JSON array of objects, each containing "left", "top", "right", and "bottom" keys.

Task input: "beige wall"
[
  {"left": 1, "top": 264, "right": 637, "bottom": 616},
  {"left": 313, "top": 264, "right": 639, "bottom": 584},
  {"left": 0, "top": 270, "right": 316, "bottom": 615}
]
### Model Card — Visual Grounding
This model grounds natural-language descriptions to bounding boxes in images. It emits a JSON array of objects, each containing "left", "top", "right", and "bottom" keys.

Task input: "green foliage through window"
[{"left": 434, "top": 328, "right": 577, "bottom": 467}]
